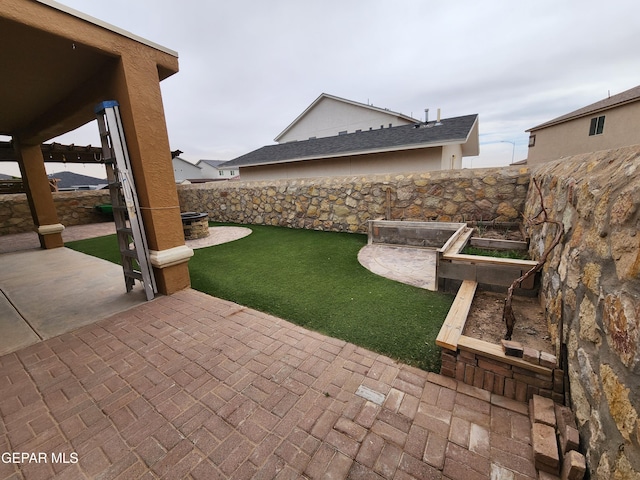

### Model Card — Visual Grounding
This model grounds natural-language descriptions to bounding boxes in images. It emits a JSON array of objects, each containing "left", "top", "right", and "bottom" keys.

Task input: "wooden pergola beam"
[{"left": 0, "top": 140, "right": 104, "bottom": 164}]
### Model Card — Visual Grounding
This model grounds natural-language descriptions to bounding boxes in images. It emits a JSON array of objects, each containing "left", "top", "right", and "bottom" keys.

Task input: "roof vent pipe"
[
  {"left": 424, "top": 108, "right": 429, "bottom": 123},
  {"left": 436, "top": 108, "right": 442, "bottom": 125}
]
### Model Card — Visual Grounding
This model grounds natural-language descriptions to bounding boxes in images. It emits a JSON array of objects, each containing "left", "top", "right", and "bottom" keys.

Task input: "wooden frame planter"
[{"left": 436, "top": 279, "right": 564, "bottom": 403}]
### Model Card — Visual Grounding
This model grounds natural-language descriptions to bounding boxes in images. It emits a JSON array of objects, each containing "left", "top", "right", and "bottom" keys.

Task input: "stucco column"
[
  {"left": 14, "top": 140, "right": 64, "bottom": 249},
  {"left": 107, "top": 54, "right": 191, "bottom": 295}
]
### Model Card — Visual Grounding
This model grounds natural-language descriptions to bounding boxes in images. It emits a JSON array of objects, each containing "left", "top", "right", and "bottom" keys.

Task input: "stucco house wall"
[
  {"left": 172, "top": 157, "right": 201, "bottom": 183},
  {"left": 236, "top": 147, "right": 444, "bottom": 181},
  {"left": 527, "top": 85, "right": 640, "bottom": 166},
  {"left": 277, "top": 95, "right": 417, "bottom": 143}
]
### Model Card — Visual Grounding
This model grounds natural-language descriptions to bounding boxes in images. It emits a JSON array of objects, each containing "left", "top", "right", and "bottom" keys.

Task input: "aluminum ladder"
[{"left": 95, "top": 100, "right": 157, "bottom": 301}]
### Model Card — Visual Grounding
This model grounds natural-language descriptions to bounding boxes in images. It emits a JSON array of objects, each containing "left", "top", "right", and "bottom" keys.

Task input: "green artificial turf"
[{"left": 67, "top": 223, "right": 454, "bottom": 371}]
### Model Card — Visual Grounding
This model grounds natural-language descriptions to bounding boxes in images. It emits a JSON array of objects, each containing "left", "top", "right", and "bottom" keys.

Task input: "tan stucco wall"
[
  {"left": 238, "top": 147, "right": 444, "bottom": 181},
  {"left": 527, "top": 102, "right": 640, "bottom": 165},
  {"left": 3, "top": 0, "right": 189, "bottom": 295}
]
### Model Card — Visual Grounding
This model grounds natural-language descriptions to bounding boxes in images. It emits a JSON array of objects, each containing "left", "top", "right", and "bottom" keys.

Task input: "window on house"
[
  {"left": 219, "top": 170, "right": 224, "bottom": 176},
  {"left": 589, "top": 115, "right": 605, "bottom": 136},
  {"left": 528, "top": 135, "right": 536, "bottom": 147}
]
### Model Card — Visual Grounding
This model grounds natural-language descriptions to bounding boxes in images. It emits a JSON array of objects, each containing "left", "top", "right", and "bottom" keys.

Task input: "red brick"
[
  {"left": 473, "top": 367, "right": 485, "bottom": 389},
  {"left": 404, "top": 424, "right": 428, "bottom": 460},
  {"left": 310, "top": 409, "right": 339, "bottom": 440},
  {"left": 334, "top": 417, "right": 367, "bottom": 442},
  {"left": 504, "top": 378, "right": 516, "bottom": 399},
  {"left": 356, "top": 432, "right": 385, "bottom": 468},
  {"left": 423, "top": 432, "right": 447, "bottom": 469},
  {"left": 354, "top": 401, "right": 379, "bottom": 429},
  {"left": 373, "top": 442, "right": 402, "bottom": 478},
  {"left": 325, "top": 429, "right": 359, "bottom": 459},
  {"left": 323, "top": 450, "right": 353, "bottom": 480},
  {"left": 532, "top": 423, "right": 560, "bottom": 473},
  {"left": 493, "top": 373, "right": 505, "bottom": 395},
  {"left": 464, "top": 364, "right": 476, "bottom": 385},
  {"left": 445, "top": 442, "right": 491, "bottom": 477},
  {"left": 531, "top": 394, "right": 557, "bottom": 427},
  {"left": 304, "top": 443, "right": 336, "bottom": 479},
  {"left": 449, "top": 416, "right": 470, "bottom": 448},
  {"left": 274, "top": 439, "right": 312, "bottom": 472},
  {"left": 561, "top": 450, "right": 586, "bottom": 480},
  {"left": 477, "top": 357, "right": 514, "bottom": 378},
  {"left": 399, "top": 452, "right": 442, "bottom": 480},
  {"left": 370, "top": 419, "right": 407, "bottom": 447},
  {"left": 455, "top": 361, "right": 466, "bottom": 382}
]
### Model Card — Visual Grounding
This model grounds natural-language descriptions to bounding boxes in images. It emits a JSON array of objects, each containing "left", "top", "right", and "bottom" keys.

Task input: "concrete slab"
[
  {"left": 0, "top": 248, "right": 146, "bottom": 349},
  {"left": 358, "top": 244, "right": 438, "bottom": 291},
  {"left": 0, "top": 289, "right": 40, "bottom": 355}
]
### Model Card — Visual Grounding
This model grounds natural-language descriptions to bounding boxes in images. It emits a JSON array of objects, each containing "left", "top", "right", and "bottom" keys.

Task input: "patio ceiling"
[
  {"left": 0, "top": 1, "right": 178, "bottom": 145},
  {"left": 0, "top": 16, "right": 118, "bottom": 144}
]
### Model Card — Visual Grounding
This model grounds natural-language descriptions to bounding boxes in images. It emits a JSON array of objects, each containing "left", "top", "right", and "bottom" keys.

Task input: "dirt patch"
[{"left": 463, "top": 290, "right": 554, "bottom": 354}]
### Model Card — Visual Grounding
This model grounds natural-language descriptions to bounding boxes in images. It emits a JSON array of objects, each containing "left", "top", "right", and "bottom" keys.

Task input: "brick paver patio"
[{"left": 0, "top": 289, "right": 537, "bottom": 479}]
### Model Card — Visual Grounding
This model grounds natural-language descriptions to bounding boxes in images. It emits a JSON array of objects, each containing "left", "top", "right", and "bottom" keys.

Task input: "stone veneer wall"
[
  {"left": 525, "top": 145, "right": 640, "bottom": 479},
  {"left": 0, "top": 190, "right": 111, "bottom": 234},
  {"left": 178, "top": 166, "right": 531, "bottom": 233}
]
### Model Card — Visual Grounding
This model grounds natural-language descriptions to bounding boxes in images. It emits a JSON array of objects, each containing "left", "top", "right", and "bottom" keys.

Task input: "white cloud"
[{"left": 3, "top": 0, "right": 640, "bottom": 177}]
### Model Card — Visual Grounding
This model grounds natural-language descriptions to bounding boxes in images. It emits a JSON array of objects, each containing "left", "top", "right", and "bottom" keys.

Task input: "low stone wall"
[
  {"left": 0, "top": 190, "right": 111, "bottom": 234},
  {"left": 178, "top": 166, "right": 530, "bottom": 233},
  {"left": 526, "top": 145, "right": 640, "bottom": 478}
]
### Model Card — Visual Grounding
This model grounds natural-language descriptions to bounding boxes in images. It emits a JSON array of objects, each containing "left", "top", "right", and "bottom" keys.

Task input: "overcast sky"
[{"left": 3, "top": 0, "right": 640, "bottom": 178}]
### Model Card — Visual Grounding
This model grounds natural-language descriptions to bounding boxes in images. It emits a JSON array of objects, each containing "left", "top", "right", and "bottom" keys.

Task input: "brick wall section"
[
  {"left": 0, "top": 190, "right": 111, "bottom": 234},
  {"left": 177, "top": 167, "right": 531, "bottom": 233},
  {"left": 526, "top": 145, "right": 640, "bottom": 479},
  {"left": 441, "top": 349, "right": 564, "bottom": 404}
]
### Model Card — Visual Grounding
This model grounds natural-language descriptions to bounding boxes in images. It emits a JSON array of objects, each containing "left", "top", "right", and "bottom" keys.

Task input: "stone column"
[
  {"left": 107, "top": 54, "right": 192, "bottom": 295},
  {"left": 14, "top": 140, "right": 64, "bottom": 249}
]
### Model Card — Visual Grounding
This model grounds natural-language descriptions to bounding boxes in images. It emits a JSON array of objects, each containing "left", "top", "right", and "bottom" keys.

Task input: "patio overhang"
[{"left": 0, "top": 0, "right": 191, "bottom": 295}]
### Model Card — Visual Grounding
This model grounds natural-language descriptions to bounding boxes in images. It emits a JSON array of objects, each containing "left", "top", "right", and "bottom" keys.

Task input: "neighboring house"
[
  {"left": 172, "top": 156, "right": 202, "bottom": 183},
  {"left": 526, "top": 84, "right": 640, "bottom": 165},
  {"left": 196, "top": 160, "right": 239, "bottom": 180},
  {"left": 221, "top": 113, "right": 479, "bottom": 181},
  {"left": 48, "top": 171, "right": 107, "bottom": 191},
  {"left": 275, "top": 93, "right": 421, "bottom": 143}
]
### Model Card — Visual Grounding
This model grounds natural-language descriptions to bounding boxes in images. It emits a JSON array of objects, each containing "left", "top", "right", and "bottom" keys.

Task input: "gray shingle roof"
[
  {"left": 223, "top": 114, "right": 478, "bottom": 168},
  {"left": 198, "top": 160, "right": 226, "bottom": 168},
  {"left": 528, "top": 84, "right": 640, "bottom": 131},
  {"left": 47, "top": 171, "right": 106, "bottom": 188}
]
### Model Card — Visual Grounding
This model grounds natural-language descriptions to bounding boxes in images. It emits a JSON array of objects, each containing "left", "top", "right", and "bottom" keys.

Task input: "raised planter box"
[
  {"left": 368, "top": 219, "right": 467, "bottom": 251},
  {"left": 437, "top": 281, "right": 564, "bottom": 403}
]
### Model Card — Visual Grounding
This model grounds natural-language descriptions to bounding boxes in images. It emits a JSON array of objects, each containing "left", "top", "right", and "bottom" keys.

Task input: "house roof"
[
  {"left": 48, "top": 171, "right": 106, "bottom": 188},
  {"left": 528, "top": 84, "right": 640, "bottom": 132},
  {"left": 223, "top": 114, "right": 479, "bottom": 169},
  {"left": 173, "top": 157, "right": 201, "bottom": 169},
  {"left": 274, "top": 93, "right": 421, "bottom": 142},
  {"left": 197, "top": 160, "right": 226, "bottom": 168}
]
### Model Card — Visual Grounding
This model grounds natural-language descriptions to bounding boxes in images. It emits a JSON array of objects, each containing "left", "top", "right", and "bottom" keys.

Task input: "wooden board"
[
  {"left": 457, "top": 335, "right": 552, "bottom": 375},
  {"left": 436, "top": 280, "right": 478, "bottom": 351},
  {"left": 441, "top": 252, "right": 538, "bottom": 267},
  {"left": 468, "top": 238, "right": 528, "bottom": 250}
]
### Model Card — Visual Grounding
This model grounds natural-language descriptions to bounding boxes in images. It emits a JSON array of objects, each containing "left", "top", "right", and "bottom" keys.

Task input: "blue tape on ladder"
[{"left": 94, "top": 100, "right": 120, "bottom": 114}]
